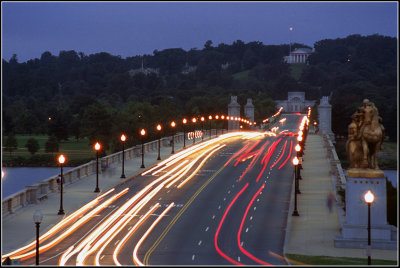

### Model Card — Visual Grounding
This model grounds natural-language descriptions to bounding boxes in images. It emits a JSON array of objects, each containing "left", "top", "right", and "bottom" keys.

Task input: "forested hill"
[{"left": 2, "top": 34, "right": 397, "bottom": 149}]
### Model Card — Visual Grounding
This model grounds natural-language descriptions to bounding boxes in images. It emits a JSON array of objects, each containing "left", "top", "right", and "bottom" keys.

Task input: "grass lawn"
[
  {"left": 232, "top": 70, "right": 250, "bottom": 80},
  {"left": 286, "top": 253, "right": 397, "bottom": 265},
  {"left": 290, "top": 64, "right": 306, "bottom": 80},
  {"left": 2, "top": 135, "right": 96, "bottom": 163}
]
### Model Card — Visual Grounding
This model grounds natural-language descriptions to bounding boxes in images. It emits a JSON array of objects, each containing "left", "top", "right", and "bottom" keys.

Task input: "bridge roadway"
[{"left": 2, "top": 114, "right": 302, "bottom": 266}]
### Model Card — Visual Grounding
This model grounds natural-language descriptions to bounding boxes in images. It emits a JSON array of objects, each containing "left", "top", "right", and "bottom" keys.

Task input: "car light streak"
[
  {"left": 60, "top": 187, "right": 154, "bottom": 265},
  {"left": 234, "top": 140, "right": 261, "bottom": 166},
  {"left": 270, "top": 140, "right": 288, "bottom": 169},
  {"left": 165, "top": 144, "right": 222, "bottom": 189},
  {"left": 257, "top": 138, "right": 282, "bottom": 182},
  {"left": 133, "top": 202, "right": 175, "bottom": 266},
  {"left": 214, "top": 183, "right": 248, "bottom": 266},
  {"left": 237, "top": 184, "right": 271, "bottom": 265},
  {"left": 94, "top": 199, "right": 163, "bottom": 266},
  {"left": 11, "top": 188, "right": 127, "bottom": 262},
  {"left": 75, "top": 185, "right": 161, "bottom": 265},
  {"left": 238, "top": 140, "right": 270, "bottom": 182},
  {"left": 2, "top": 188, "right": 116, "bottom": 262},
  {"left": 224, "top": 142, "right": 252, "bottom": 167},
  {"left": 113, "top": 203, "right": 160, "bottom": 266},
  {"left": 177, "top": 145, "right": 225, "bottom": 188},
  {"left": 147, "top": 133, "right": 244, "bottom": 176},
  {"left": 278, "top": 140, "right": 293, "bottom": 169}
]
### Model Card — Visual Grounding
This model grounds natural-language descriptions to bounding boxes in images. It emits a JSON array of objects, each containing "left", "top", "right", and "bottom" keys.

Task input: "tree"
[
  {"left": 45, "top": 135, "right": 59, "bottom": 154},
  {"left": 5, "top": 133, "right": 18, "bottom": 156},
  {"left": 25, "top": 138, "right": 40, "bottom": 155}
]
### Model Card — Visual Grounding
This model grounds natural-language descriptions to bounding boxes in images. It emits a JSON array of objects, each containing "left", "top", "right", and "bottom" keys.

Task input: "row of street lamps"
[{"left": 291, "top": 114, "right": 309, "bottom": 216}]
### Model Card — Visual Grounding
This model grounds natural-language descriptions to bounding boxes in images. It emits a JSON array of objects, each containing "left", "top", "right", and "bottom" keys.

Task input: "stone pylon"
[
  {"left": 318, "top": 96, "right": 334, "bottom": 141},
  {"left": 228, "top": 96, "right": 240, "bottom": 131},
  {"left": 244, "top": 98, "right": 254, "bottom": 124}
]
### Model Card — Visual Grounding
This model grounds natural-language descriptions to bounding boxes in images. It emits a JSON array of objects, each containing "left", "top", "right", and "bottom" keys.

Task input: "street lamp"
[
  {"left": 170, "top": 121, "right": 176, "bottom": 154},
  {"left": 140, "top": 129, "right": 146, "bottom": 168},
  {"left": 192, "top": 118, "right": 197, "bottom": 144},
  {"left": 182, "top": 118, "right": 187, "bottom": 149},
  {"left": 57, "top": 154, "right": 65, "bottom": 215},
  {"left": 200, "top": 116, "right": 205, "bottom": 141},
  {"left": 120, "top": 134, "right": 126, "bottom": 178},
  {"left": 364, "top": 190, "right": 375, "bottom": 265},
  {"left": 295, "top": 144, "right": 302, "bottom": 180},
  {"left": 94, "top": 142, "right": 101, "bottom": 192},
  {"left": 33, "top": 209, "right": 43, "bottom": 265},
  {"left": 292, "top": 156, "right": 300, "bottom": 216},
  {"left": 208, "top": 115, "right": 212, "bottom": 139},
  {"left": 156, "top": 124, "right": 162, "bottom": 160}
]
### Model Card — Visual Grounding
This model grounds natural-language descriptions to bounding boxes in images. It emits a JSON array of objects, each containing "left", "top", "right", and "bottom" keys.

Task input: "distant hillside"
[{"left": 2, "top": 34, "right": 397, "bottom": 151}]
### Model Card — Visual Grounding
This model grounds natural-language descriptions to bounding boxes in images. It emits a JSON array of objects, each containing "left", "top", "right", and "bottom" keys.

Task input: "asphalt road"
[{"left": 11, "top": 114, "right": 303, "bottom": 266}]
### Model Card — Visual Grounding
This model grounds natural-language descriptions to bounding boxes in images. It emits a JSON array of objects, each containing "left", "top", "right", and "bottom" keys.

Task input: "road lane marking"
[
  {"left": 205, "top": 226, "right": 209, "bottom": 232},
  {"left": 192, "top": 255, "right": 195, "bottom": 261},
  {"left": 198, "top": 240, "right": 202, "bottom": 246}
]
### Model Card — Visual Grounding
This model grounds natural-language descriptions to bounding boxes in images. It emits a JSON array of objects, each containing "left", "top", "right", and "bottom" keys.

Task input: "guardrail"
[
  {"left": 2, "top": 131, "right": 204, "bottom": 217},
  {"left": 322, "top": 134, "right": 346, "bottom": 189}
]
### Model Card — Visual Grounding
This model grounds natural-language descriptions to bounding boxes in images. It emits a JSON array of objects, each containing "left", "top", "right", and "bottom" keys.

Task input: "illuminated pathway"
[{"left": 3, "top": 114, "right": 304, "bottom": 266}]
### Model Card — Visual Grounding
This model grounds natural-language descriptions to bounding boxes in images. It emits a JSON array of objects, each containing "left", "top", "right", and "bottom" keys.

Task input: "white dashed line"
[
  {"left": 250, "top": 216, "right": 253, "bottom": 221},
  {"left": 238, "top": 256, "right": 241, "bottom": 262},
  {"left": 254, "top": 207, "right": 257, "bottom": 211},
  {"left": 198, "top": 240, "right": 202, "bottom": 246},
  {"left": 205, "top": 226, "right": 209, "bottom": 232},
  {"left": 212, "top": 215, "right": 216, "bottom": 219},
  {"left": 115, "top": 239, "right": 120, "bottom": 245},
  {"left": 246, "top": 228, "right": 249, "bottom": 232},
  {"left": 192, "top": 255, "right": 195, "bottom": 261},
  {"left": 100, "top": 255, "right": 105, "bottom": 260}
]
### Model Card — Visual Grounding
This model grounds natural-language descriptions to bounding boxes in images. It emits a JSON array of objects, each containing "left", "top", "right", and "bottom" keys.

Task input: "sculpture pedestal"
[{"left": 334, "top": 173, "right": 397, "bottom": 249}]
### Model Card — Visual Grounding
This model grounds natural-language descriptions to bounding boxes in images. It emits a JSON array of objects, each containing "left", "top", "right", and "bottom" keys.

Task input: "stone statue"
[{"left": 346, "top": 99, "right": 385, "bottom": 177}]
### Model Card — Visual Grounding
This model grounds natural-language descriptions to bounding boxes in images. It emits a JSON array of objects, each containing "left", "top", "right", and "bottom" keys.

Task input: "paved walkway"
[{"left": 284, "top": 133, "right": 397, "bottom": 262}]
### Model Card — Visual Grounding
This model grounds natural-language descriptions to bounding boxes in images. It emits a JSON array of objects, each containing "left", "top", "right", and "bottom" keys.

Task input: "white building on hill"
[{"left": 284, "top": 48, "right": 313, "bottom": 64}]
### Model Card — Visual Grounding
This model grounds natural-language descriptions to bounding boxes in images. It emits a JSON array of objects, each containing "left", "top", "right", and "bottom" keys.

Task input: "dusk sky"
[{"left": 2, "top": 1, "right": 398, "bottom": 63}]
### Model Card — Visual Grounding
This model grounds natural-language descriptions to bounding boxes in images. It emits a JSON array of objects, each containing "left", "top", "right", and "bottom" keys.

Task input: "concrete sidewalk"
[
  {"left": 284, "top": 134, "right": 397, "bottom": 262},
  {"left": 1, "top": 137, "right": 191, "bottom": 254}
]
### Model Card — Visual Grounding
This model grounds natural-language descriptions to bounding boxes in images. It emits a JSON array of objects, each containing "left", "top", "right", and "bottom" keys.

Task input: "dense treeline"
[{"left": 2, "top": 34, "right": 397, "bottom": 154}]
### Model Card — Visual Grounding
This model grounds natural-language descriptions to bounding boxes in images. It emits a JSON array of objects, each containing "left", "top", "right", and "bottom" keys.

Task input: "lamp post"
[
  {"left": 120, "top": 134, "right": 126, "bottom": 178},
  {"left": 33, "top": 209, "right": 43, "bottom": 265},
  {"left": 140, "top": 129, "right": 146, "bottom": 168},
  {"left": 94, "top": 142, "right": 101, "bottom": 192},
  {"left": 192, "top": 118, "right": 197, "bottom": 145},
  {"left": 200, "top": 116, "right": 205, "bottom": 141},
  {"left": 58, "top": 154, "right": 65, "bottom": 215},
  {"left": 292, "top": 156, "right": 300, "bottom": 216},
  {"left": 221, "top": 115, "right": 225, "bottom": 134},
  {"left": 170, "top": 121, "right": 176, "bottom": 154},
  {"left": 156, "top": 124, "right": 162, "bottom": 160},
  {"left": 182, "top": 118, "right": 187, "bottom": 149},
  {"left": 208, "top": 115, "right": 212, "bottom": 139},
  {"left": 215, "top": 115, "right": 219, "bottom": 137},
  {"left": 364, "top": 190, "right": 375, "bottom": 265}
]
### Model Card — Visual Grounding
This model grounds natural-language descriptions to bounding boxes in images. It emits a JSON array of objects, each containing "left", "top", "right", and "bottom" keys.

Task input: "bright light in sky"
[{"left": 1, "top": 1, "right": 398, "bottom": 62}]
